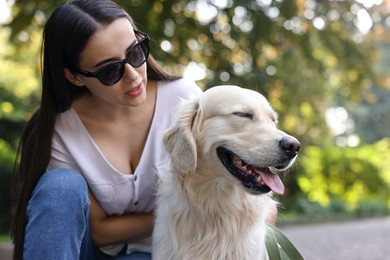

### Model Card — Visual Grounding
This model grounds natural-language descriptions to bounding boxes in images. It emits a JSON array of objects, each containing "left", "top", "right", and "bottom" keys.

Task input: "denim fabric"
[
  {"left": 23, "top": 168, "right": 151, "bottom": 260},
  {"left": 24, "top": 168, "right": 92, "bottom": 259}
]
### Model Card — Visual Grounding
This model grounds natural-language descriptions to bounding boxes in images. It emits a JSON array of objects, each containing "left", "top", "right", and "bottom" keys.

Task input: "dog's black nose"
[{"left": 279, "top": 136, "right": 301, "bottom": 158}]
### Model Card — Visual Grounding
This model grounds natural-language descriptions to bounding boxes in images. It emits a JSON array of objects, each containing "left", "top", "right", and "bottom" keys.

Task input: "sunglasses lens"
[
  {"left": 128, "top": 39, "right": 149, "bottom": 68},
  {"left": 98, "top": 62, "right": 124, "bottom": 86}
]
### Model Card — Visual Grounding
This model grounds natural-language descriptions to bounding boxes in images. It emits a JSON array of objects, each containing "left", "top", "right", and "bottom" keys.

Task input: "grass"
[{"left": 0, "top": 234, "right": 11, "bottom": 243}]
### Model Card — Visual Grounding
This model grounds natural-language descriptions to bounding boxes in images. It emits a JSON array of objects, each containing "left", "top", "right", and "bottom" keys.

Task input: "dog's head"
[{"left": 164, "top": 85, "right": 300, "bottom": 195}]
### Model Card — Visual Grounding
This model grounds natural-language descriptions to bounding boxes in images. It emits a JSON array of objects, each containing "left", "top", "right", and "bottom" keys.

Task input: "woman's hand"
[{"left": 88, "top": 191, "right": 154, "bottom": 247}]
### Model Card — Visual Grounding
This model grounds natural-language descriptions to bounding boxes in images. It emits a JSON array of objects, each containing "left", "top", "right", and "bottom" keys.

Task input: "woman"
[{"left": 11, "top": 0, "right": 202, "bottom": 259}]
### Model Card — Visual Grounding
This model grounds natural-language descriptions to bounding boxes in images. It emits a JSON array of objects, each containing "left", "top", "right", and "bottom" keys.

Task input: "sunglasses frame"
[{"left": 73, "top": 31, "right": 150, "bottom": 86}]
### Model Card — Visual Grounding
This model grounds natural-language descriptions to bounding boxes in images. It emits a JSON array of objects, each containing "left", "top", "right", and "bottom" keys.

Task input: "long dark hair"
[{"left": 11, "top": 0, "right": 177, "bottom": 259}]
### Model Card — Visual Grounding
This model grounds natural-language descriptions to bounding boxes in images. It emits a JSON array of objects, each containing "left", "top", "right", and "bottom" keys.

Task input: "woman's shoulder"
[
  {"left": 53, "top": 108, "right": 88, "bottom": 141},
  {"left": 158, "top": 78, "right": 203, "bottom": 100},
  {"left": 55, "top": 108, "right": 81, "bottom": 129}
]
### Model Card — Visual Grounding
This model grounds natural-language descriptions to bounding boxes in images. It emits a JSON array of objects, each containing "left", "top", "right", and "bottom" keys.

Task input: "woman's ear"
[{"left": 64, "top": 68, "right": 84, "bottom": 86}]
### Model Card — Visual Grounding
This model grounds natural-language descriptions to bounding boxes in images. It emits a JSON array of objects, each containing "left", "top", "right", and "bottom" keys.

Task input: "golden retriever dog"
[{"left": 153, "top": 85, "right": 300, "bottom": 260}]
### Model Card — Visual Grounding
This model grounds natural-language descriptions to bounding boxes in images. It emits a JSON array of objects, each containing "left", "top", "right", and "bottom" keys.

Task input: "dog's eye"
[{"left": 233, "top": 112, "right": 253, "bottom": 120}]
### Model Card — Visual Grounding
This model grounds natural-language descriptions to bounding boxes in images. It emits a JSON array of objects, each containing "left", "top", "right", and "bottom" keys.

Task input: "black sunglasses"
[{"left": 74, "top": 32, "right": 150, "bottom": 86}]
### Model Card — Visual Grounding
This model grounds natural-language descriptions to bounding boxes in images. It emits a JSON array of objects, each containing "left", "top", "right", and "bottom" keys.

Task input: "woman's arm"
[{"left": 88, "top": 191, "right": 154, "bottom": 247}]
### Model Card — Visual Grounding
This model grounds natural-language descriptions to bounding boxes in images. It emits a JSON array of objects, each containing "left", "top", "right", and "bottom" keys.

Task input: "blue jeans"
[{"left": 24, "top": 168, "right": 151, "bottom": 260}]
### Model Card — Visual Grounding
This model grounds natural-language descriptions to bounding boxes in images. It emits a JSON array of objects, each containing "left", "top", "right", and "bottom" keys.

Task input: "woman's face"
[{"left": 75, "top": 17, "right": 148, "bottom": 108}]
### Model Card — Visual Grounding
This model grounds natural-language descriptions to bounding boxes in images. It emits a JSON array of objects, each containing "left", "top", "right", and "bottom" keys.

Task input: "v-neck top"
[{"left": 47, "top": 78, "right": 202, "bottom": 255}]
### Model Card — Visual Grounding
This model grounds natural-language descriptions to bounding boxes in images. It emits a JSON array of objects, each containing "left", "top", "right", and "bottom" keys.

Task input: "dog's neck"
[{"left": 177, "top": 166, "right": 270, "bottom": 214}]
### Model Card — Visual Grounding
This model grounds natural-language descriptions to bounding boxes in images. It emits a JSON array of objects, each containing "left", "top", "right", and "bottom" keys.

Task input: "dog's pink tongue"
[{"left": 254, "top": 168, "right": 285, "bottom": 195}]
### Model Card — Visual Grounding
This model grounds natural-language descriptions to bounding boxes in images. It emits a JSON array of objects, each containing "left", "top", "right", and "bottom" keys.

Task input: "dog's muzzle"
[{"left": 216, "top": 145, "right": 299, "bottom": 195}]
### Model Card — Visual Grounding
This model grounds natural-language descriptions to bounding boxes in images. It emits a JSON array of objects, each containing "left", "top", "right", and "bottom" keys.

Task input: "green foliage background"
[{"left": 1, "top": 0, "right": 390, "bottom": 233}]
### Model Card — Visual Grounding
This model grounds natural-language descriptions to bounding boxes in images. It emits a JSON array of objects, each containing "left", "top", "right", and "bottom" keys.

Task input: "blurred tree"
[
  {"left": 351, "top": 86, "right": 390, "bottom": 143},
  {"left": 297, "top": 138, "right": 390, "bottom": 209},
  {"left": 0, "top": 16, "right": 41, "bottom": 233},
  {"left": 349, "top": 21, "right": 390, "bottom": 144}
]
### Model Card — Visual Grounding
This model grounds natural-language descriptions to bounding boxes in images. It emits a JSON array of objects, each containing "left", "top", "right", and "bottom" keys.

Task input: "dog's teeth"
[{"left": 256, "top": 175, "right": 262, "bottom": 183}]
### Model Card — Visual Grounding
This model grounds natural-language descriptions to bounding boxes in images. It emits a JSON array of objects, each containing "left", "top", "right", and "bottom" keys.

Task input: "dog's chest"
[{"left": 172, "top": 205, "right": 267, "bottom": 259}]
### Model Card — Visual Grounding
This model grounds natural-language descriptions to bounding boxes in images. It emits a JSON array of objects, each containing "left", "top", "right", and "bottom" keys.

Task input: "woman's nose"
[{"left": 123, "top": 63, "right": 140, "bottom": 81}]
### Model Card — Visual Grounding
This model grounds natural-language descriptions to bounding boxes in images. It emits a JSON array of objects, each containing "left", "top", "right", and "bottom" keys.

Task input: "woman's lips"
[{"left": 125, "top": 84, "right": 143, "bottom": 97}]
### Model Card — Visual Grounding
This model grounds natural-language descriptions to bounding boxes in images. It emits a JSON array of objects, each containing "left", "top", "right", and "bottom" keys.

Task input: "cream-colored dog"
[{"left": 153, "top": 85, "right": 300, "bottom": 260}]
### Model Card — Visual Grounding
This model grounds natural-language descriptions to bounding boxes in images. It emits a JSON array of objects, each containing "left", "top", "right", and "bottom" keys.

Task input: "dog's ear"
[{"left": 163, "top": 98, "right": 200, "bottom": 174}]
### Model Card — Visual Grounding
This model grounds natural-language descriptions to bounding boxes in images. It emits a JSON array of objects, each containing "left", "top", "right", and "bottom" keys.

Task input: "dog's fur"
[{"left": 153, "top": 85, "right": 300, "bottom": 260}]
